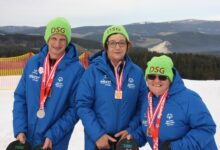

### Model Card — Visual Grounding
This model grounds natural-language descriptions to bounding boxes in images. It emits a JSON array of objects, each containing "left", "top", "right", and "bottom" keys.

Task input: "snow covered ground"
[{"left": 0, "top": 78, "right": 219, "bottom": 149}]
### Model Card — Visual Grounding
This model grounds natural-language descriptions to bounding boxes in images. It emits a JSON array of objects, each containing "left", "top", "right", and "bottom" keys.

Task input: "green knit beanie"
[
  {"left": 44, "top": 17, "right": 72, "bottom": 44},
  {"left": 102, "top": 25, "right": 129, "bottom": 46},
  {"left": 145, "top": 55, "right": 174, "bottom": 82}
]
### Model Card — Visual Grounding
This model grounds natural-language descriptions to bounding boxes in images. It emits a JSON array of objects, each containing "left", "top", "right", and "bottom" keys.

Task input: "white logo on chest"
[
  {"left": 55, "top": 77, "right": 64, "bottom": 88},
  {"left": 100, "top": 75, "right": 111, "bottom": 86},
  {"left": 29, "top": 69, "right": 40, "bottom": 82},
  {"left": 165, "top": 113, "right": 175, "bottom": 126},
  {"left": 127, "top": 77, "right": 135, "bottom": 89}
]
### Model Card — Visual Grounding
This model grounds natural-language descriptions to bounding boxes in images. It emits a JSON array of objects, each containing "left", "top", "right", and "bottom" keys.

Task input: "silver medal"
[{"left": 37, "top": 109, "right": 45, "bottom": 119}]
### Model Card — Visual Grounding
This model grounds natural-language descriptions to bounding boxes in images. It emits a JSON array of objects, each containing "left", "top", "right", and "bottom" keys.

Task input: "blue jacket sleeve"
[
  {"left": 130, "top": 125, "right": 147, "bottom": 147},
  {"left": 127, "top": 73, "right": 147, "bottom": 134},
  {"left": 171, "top": 92, "right": 217, "bottom": 150},
  {"left": 13, "top": 64, "right": 28, "bottom": 138},
  {"left": 76, "top": 67, "right": 106, "bottom": 142},
  {"left": 45, "top": 66, "right": 84, "bottom": 144}
]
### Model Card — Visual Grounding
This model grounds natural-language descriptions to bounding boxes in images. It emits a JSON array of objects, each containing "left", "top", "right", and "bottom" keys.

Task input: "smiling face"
[
  {"left": 47, "top": 34, "right": 67, "bottom": 60},
  {"left": 146, "top": 74, "right": 171, "bottom": 97},
  {"left": 106, "top": 34, "right": 128, "bottom": 66}
]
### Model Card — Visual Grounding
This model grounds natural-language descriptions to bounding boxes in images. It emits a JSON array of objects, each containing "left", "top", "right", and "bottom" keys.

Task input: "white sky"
[{"left": 1, "top": 0, "right": 220, "bottom": 27}]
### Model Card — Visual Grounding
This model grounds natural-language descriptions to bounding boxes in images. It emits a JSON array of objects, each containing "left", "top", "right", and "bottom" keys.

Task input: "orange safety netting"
[
  {"left": 79, "top": 51, "right": 89, "bottom": 69},
  {"left": 0, "top": 52, "right": 34, "bottom": 76},
  {"left": 0, "top": 51, "right": 89, "bottom": 90}
]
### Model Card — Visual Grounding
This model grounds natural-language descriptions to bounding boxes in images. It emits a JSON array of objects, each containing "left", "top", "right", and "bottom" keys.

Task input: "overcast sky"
[{"left": 1, "top": 0, "right": 220, "bottom": 27}]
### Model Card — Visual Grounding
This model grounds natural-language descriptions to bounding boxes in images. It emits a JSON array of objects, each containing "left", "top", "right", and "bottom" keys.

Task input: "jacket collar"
[{"left": 37, "top": 43, "right": 79, "bottom": 70}]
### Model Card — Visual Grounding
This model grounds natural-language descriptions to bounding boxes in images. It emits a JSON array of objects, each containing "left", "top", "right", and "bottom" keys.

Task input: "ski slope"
[{"left": 0, "top": 77, "right": 219, "bottom": 149}]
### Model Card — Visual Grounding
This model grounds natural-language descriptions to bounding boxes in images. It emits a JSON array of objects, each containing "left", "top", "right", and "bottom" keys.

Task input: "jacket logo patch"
[
  {"left": 165, "top": 113, "right": 175, "bottom": 126},
  {"left": 55, "top": 77, "right": 64, "bottom": 88},
  {"left": 100, "top": 75, "right": 111, "bottom": 86},
  {"left": 29, "top": 69, "right": 40, "bottom": 82},
  {"left": 142, "top": 112, "right": 148, "bottom": 127},
  {"left": 142, "top": 120, "right": 148, "bottom": 127},
  {"left": 127, "top": 77, "right": 135, "bottom": 89}
]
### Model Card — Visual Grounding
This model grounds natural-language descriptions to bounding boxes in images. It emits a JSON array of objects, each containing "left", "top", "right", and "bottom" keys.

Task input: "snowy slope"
[{"left": 0, "top": 79, "right": 219, "bottom": 149}]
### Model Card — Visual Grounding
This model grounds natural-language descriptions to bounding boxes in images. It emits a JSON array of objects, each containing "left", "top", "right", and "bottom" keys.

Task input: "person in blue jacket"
[
  {"left": 13, "top": 17, "right": 84, "bottom": 150},
  {"left": 76, "top": 25, "right": 147, "bottom": 150},
  {"left": 129, "top": 55, "right": 217, "bottom": 150}
]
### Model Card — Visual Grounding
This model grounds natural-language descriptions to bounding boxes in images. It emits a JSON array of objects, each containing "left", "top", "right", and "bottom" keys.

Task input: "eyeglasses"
[
  {"left": 147, "top": 74, "right": 168, "bottom": 81},
  {"left": 107, "top": 41, "right": 127, "bottom": 48}
]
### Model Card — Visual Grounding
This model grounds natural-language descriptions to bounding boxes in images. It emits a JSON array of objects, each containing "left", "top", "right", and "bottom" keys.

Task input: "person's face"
[
  {"left": 48, "top": 34, "right": 67, "bottom": 60},
  {"left": 146, "top": 74, "right": 171, "bottom": 97},
  {"left": 106, "top": 34, "right": 128, "bottom": 65}
]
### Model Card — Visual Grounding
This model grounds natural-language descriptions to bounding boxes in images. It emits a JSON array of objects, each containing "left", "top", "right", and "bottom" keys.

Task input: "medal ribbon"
[
  {"left": 113, "top": 61, "right": 125, "bottom": 91},
  {"left": 39, "top": 53, "right": 65, "bottom": 110},
  {"left": 147, "top": 90, "right": 168, "bottom": 150}
]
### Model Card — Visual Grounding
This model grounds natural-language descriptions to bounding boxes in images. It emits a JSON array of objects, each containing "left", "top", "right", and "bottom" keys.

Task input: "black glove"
[{"left": 161, "top": 140, "right": 171, "bottom": 150}]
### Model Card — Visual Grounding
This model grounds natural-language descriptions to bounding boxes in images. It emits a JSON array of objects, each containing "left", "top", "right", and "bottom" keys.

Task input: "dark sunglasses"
[{"left": 147, "top": 74, "right": 168, "bottom": 81}]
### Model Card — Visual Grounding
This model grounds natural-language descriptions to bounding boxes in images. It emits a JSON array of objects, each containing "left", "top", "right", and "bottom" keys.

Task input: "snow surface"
[{"left": 0, "top": 78, "right": 219, "bottom": 149}]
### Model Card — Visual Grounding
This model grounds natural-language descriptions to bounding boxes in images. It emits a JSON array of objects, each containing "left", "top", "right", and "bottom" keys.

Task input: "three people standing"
[{"left": 12, "top": 18, "right": 218, "bottom": 150}]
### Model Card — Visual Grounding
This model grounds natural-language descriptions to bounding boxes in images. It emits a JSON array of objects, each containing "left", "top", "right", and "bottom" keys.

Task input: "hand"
[
  {"left": 16, "top": 133, "right": 26, "bottom": 144},
  {"left": 42, "top": 138, "right": 52, "bottom": 149},
  {"left": 115, "top": 130, "right": 129, "bottom": 141},
  {"left": 126, "top": 134, "right": 132, "bottom": 140},
  {"left": 96, "top": 134, "right": 117, "bottom": 149}
]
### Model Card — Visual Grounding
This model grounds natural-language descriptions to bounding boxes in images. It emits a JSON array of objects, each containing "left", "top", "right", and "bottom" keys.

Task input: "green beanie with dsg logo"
[
  {"left": 145, "top": 55, "right": 174, "bottom": 82},
  {"left": 44, "top": 17, "right": 72, "bottom": 44},
  {"left": 102, "top": 25, "right": 129, "bottom": 46}
]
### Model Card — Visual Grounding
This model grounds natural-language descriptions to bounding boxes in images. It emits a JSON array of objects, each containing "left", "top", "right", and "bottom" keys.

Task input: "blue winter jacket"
[
  {"left": 76, "top": 51, "right": 147, "bottom": 150},
  {"left": 13, "top": 43, "right": 84, "bottom": 149},
  {"left": 131, "top": 68, "right": 218, "bottom": 150}
]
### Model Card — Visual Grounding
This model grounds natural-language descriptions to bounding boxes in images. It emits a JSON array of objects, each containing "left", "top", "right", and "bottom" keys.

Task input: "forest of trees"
[
  {"left": 0, "top": 34, "right": 220, "bottom": 80},
  {"left": 128, "top": 48, "right": 220, "bottom": 80},
  {"left": 0, "top": 34, "right": 103, "bottom": 57}
]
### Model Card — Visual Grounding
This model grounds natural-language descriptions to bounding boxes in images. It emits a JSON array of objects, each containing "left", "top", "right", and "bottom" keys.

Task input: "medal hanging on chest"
[
  {"left": 37, "top": 53, "right": 65, "bottom": 119},
  {"left": 115, "top": 90, "right": 123, "bottom": 99},
  {"left": 146, "top": 90, "right": 168, "bottom": 150},
  {"left": 37, "top": 109, "right": 45, "bottom": 118},
  {"left": 48, "top": 89, "right": 52, "bottom": 97},
  {"left": 113, "top": 61, "right": 125, "bottom": 100},
  {"left": 146, "top": 126, "right": 152, "bottom": 137}
]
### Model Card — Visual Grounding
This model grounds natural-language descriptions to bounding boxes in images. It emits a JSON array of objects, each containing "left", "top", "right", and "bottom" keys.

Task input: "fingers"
[
  {"left": 107, "top": 135, "right": 117, "bottom": 142},
  {"left": 96, "top": 134, "right": 117, "bottom": 149},
  {"left": 127, "top": 134, "right": 132, "bottom": 140},
  {"left": 115, "top": 130, "right": 128, "bottom": 140},
  {"left": 96, "top": 134, "right": 110, "bottom": 149},
  {"left": 16, "top": 133, "right": 26, "bottom": 144},
  {"left": 43, "top": 138, "right": 52, "bottom": 149},
  {"left": 114, "top": 130, "right": 124, "bottom": 137}
]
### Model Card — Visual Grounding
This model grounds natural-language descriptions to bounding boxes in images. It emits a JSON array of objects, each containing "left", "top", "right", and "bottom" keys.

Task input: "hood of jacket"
[{"left": 167, "top": 68, "right": 186, "bottom": 96}]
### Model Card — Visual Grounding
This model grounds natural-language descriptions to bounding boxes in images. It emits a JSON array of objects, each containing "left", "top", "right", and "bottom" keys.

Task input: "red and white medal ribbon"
[
  {"left": 113, "top": 61, "right": 125, "bottom": 99},
  {"left": 114, "top": 61, "right": 125, "bottom": 91},
  {"left": 37, "top": 53, "right": 65, "bottom": 118},
  {"left": 147, "top": 90, "right": 168, "bottom": 150}
]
